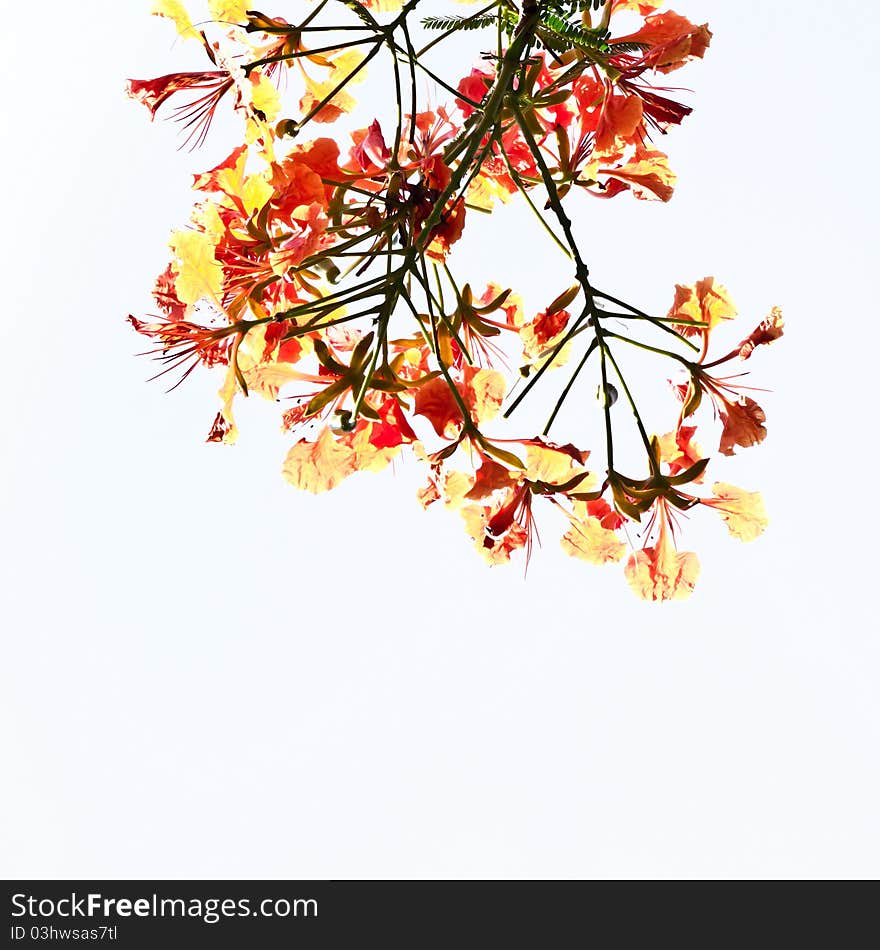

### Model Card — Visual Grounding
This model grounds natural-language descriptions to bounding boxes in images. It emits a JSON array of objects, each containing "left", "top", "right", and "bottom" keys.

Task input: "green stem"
[
  {"left": 594, "top": 288, "right": 699, "bottom": 352},
  {"left": 243, "top": 36, "right": 370, "bottom": 74},
  {"left": 603, "top": 330, "right": 694, "bottom": 370},
  {"left": 603, "top": 344, "right": 659, "bottom": 471},
  {"left": 509, "top": 95, "right": 620, "bottom": 470},
  {"left": 497, "top": 140, "right": 571, "bottom": 258},
  {"left": 543, "top": 339, "right": 597, "bottom": 436}
]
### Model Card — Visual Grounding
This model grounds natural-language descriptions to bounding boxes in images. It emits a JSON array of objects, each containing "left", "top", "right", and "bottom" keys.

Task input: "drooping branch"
[{"left": 126, "top": 0, "right": 781, "bottom": 601}]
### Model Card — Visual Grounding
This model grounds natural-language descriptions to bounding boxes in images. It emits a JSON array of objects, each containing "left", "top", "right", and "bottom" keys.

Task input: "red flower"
[
  {"left": 128, "top": 315, "right": 235, "bottom": 389},
  {"left": 462, "top": 478, "right": 539, "bottom": 568},
  {"left": 680, "top": 369, "right": 768, "bottom": 457},
  {"left": 368, "top": 398, "right": 418, "bottom": 449},
  {"left": 126, "top": 71, "right": 235, "bottom": 149}
]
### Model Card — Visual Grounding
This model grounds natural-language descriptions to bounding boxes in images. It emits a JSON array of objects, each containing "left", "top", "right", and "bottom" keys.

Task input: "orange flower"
[
  {"left": 278, "top": 138, "right": 344, "bottom": 204},
  {"left": 594, "top": 92, "right": 644, "bottom": 154},
  {"left": 416, "top": 156, "right": 467, "bottom": 259},
  {"left": 520, "top": 308, "right": 572, "bottom": 360},
  {"left": 413, "top": 377, "right": 466, "bottom": 439},
  {"left": 674, "top": 301, "right": 782, "bottom": 456},
  {"left": 657, "top": 425, "right": 705, "bottom": 480},
  {"left": 413, "top": 367, "right": 505, "bottom": 439},
  {"left": 596, "top": 143, "right": 677, "bottom": 202},
  {"left": 613, "top": 12, "right": 712, "bottom": 74},
  {"left": 667, "top": 277, "right": 737, "bottom": 340},
  {"left": 461, "top": 479, "right": 537, "bottom": 567},
  {"left": 716, "top": 395, "right": 767, "bottom": 456},
  {"left": 679, "top": 368, "right": 768, "bottom": 457},
  {"left": 269, "top": 159, "right": 331, "bottom": 222}
]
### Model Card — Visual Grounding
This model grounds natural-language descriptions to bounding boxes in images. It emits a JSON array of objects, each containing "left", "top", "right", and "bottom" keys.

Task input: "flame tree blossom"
[{"left": 126, "top": 0, "right": 783, "bottom": 601}]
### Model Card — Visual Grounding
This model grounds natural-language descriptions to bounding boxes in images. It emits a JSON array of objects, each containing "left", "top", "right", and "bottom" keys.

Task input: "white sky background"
[{"left": 1, "top": 0, "right": 878, "bottom": 879}]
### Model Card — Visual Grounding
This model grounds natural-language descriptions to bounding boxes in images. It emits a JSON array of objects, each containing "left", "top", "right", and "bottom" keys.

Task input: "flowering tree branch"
[{"left": 127, "top": 0, "right": 784, "bottom": 600}]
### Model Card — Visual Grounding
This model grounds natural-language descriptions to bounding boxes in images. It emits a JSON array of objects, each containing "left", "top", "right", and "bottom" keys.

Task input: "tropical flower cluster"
[{"left": 127, "top": 0, "right": 783, "bottom": 600}]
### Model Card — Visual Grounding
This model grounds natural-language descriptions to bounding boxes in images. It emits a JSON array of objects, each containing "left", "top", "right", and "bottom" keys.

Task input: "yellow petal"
[
  {"left": 250, "top": 73, "right": 282, "bottom": 123},
  {"left": 331, "top": 50, "right": 368, "bottom": 87},
  {"left": 561, "top": 514, "right": 626, "bottom": 565},
  {"left": 282, "top": 427, "right": 357, "bottom": 493},
  {"left": 241, "top": 173, "right": 273, "bottom": 215},
  {"left": 625, "top": 547, "right": 700, "bottom": 601},
  {"left": 707, "top": 483, "right": 768, "bottom": 542},
  {"left": 466, "top": 175, "right": 511, "bottom": 211},
  {"left": 207, "top": 0, "right": 249, "bottom": 22},
  {"left": 696, "top": 277, "right": 737, "bottom": 331},
  {"left": 192, "top": 201, "right": 226, "bottom": 244},
  {"left": 217, "top": 362, "right": 239, "bottom": 444},
  {"left": 467, "top": 368, "right": 505, "bottom": 424},
  {"left": 525, "top": 443, "right": 588, "bottom": 486},
  {"left": 196, "top": 147, "right": 248, "bottom": 203},
  {"left": 169, "top": 229, "right": 223, "bottom": 305},
  {"left": 150, "top": 0, "right": 200, "bottom": 41},
  {"left": 443, "top": 470, "right": 476, "bottom": 508}
]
